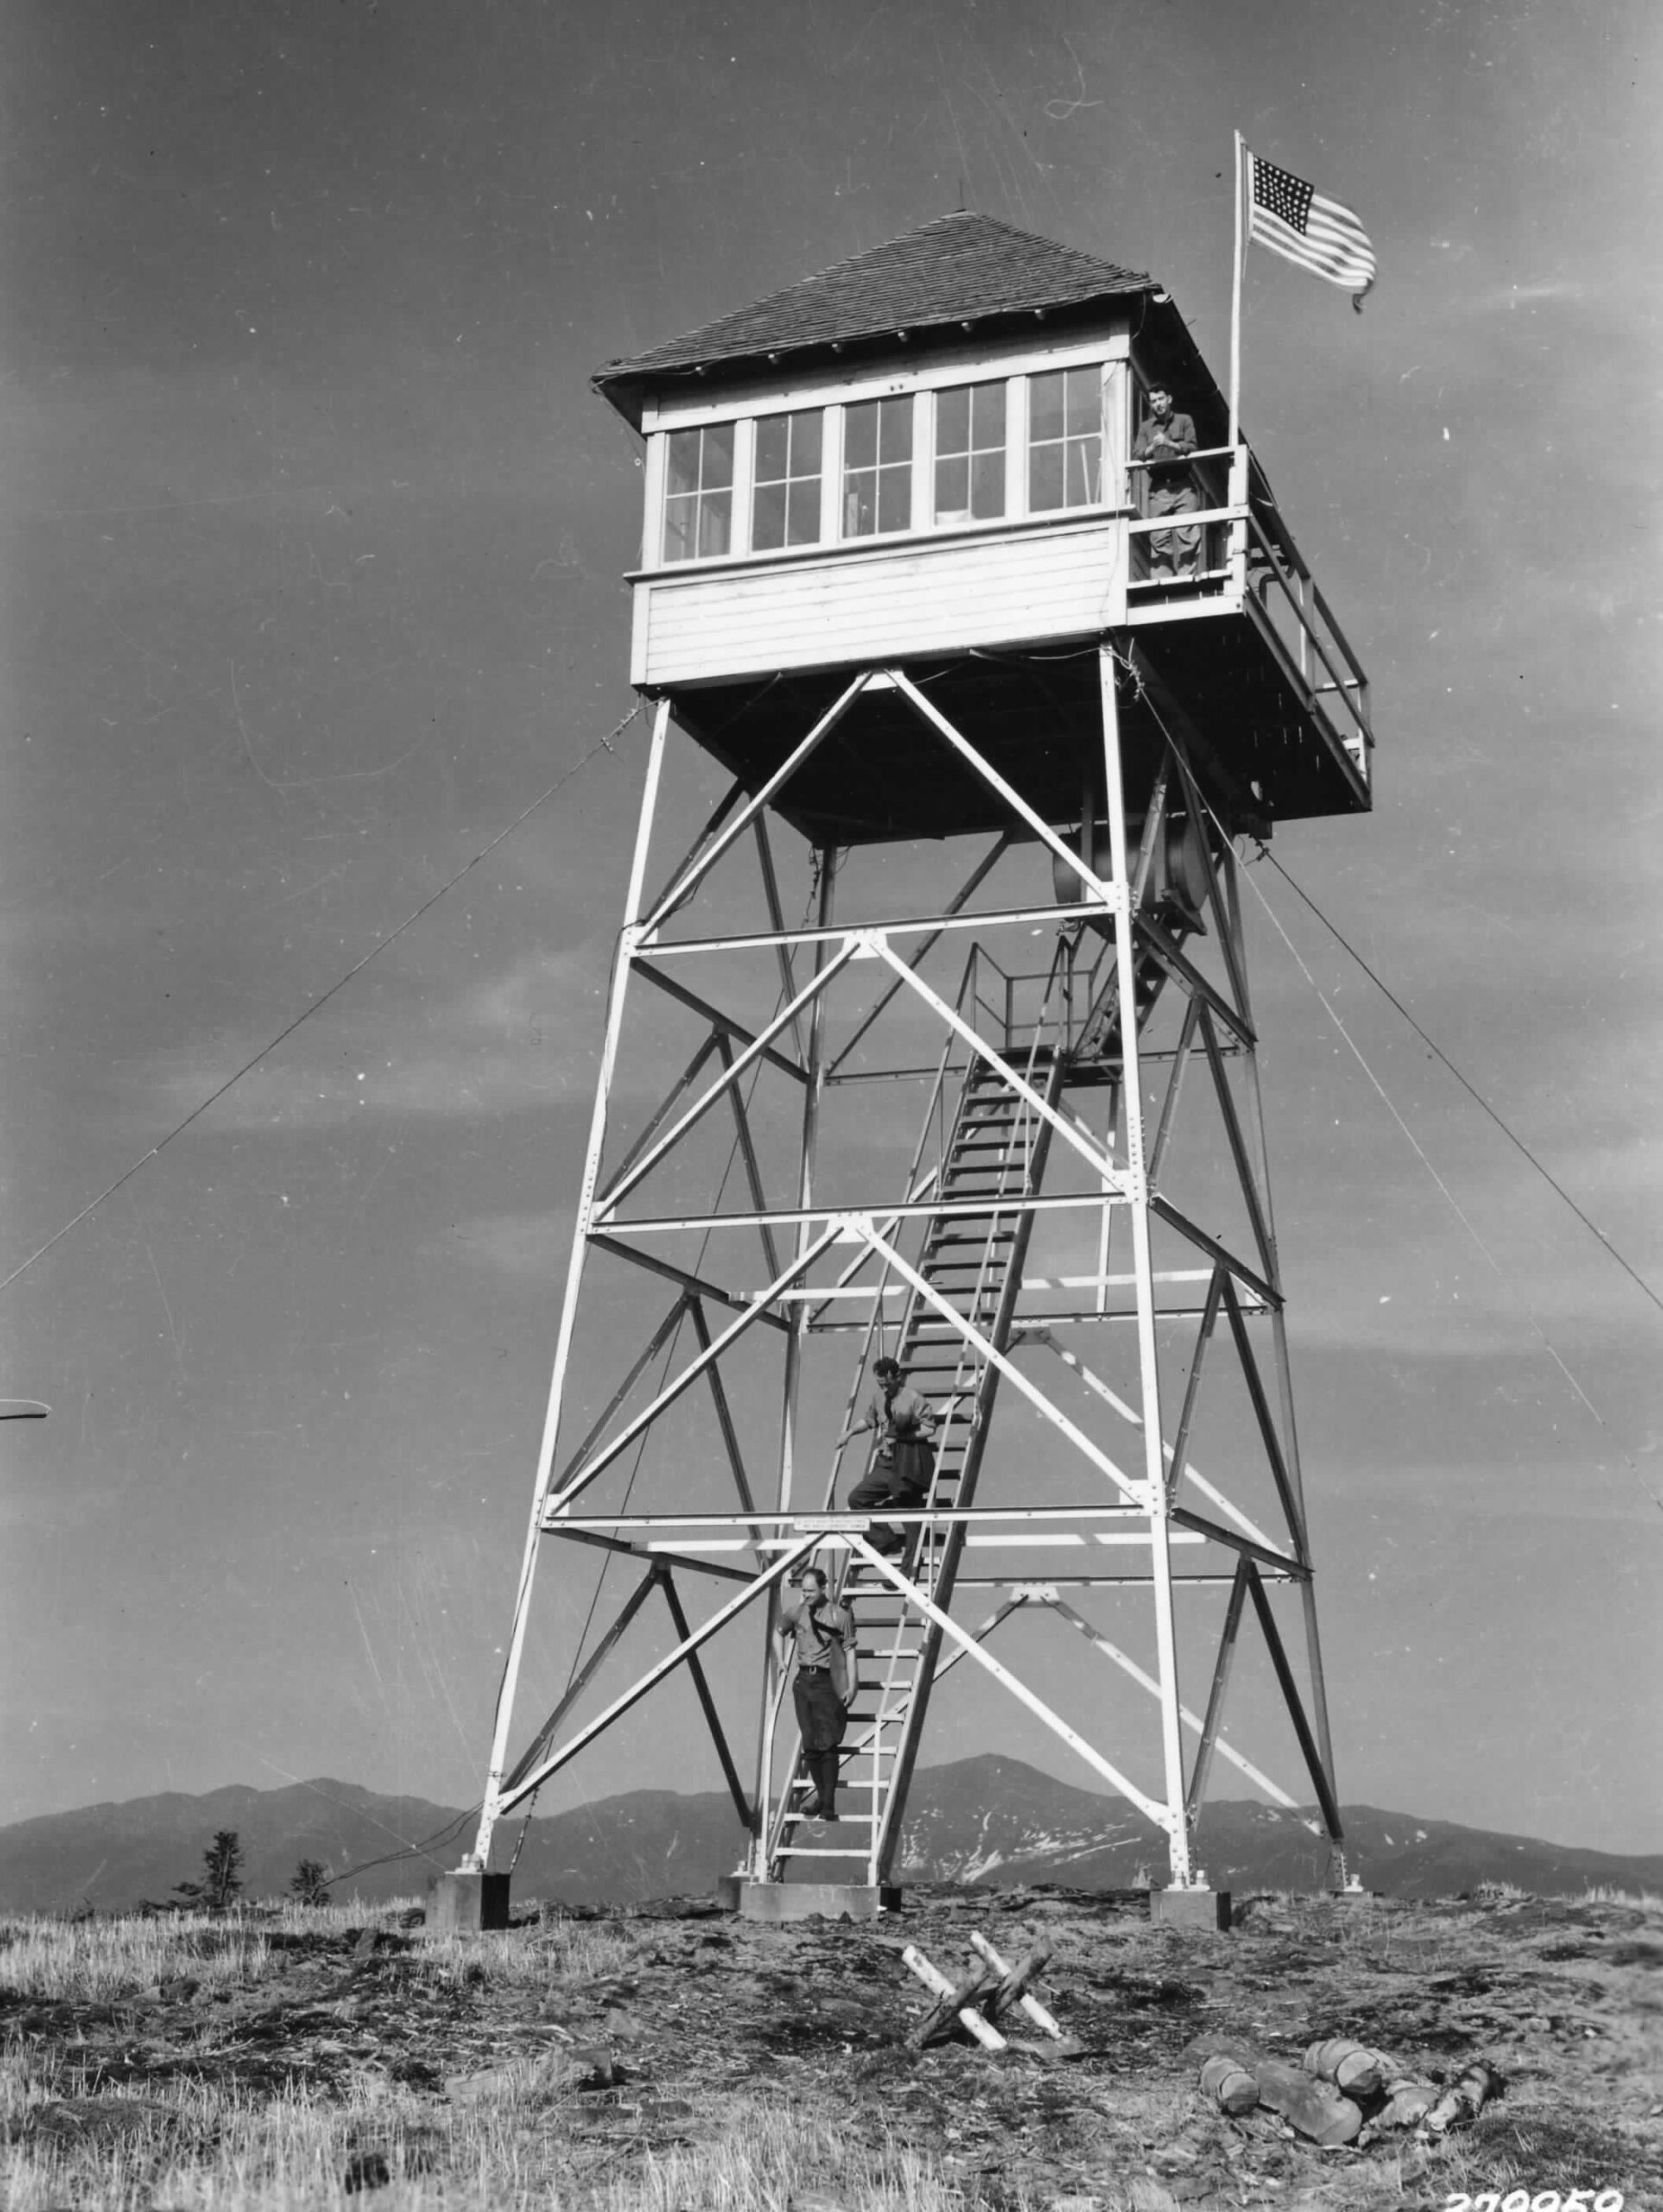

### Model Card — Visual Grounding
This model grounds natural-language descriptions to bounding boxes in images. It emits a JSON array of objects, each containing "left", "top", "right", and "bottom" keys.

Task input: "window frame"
[
  {"left": 841, "top": 391, "right": 918, "bottom": 541},
  {"left": 644, "top": 340, "right": 1131, "bottom": 569},
  {"left": 1026, "top": 363, "right": 1109, "bottom": 517},
  {"left": 660, "top": 418, "right": 740, "bottom": 565},
  {"left": 930, "top": 376, "right": 1012, "bottom": 529},
  {"left": 751, "top": 406, "right": 826, "bottom": 554}
]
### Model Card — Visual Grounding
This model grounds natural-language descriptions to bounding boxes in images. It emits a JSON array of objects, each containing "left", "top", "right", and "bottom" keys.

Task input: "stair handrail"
[{"left": 769, "top": 941, "right": 982, "bottom": 1872}]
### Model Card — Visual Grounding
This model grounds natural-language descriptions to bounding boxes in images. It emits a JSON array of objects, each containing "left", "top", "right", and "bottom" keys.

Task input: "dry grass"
[
  {"left": 414, "top": 1920, "right": 637, "bottom": 1993},
  {"left": 0, "top": 1915, "right": 270, "bottom": 2005},
  {"left": 0, "top": 1906, "right": 632, "bottom": 2012},
  {"left": 3, "top": 1890, "right": 1659, "bottom": 2212},
  {"left": 0, "top": 2061, "right": 967, "bottom": 2212}
]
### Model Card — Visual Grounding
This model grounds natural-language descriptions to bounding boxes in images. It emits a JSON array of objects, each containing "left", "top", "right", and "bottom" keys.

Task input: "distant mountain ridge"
[{"left": 0, "top": 1757, "right": 1656, "bottom": 1913}]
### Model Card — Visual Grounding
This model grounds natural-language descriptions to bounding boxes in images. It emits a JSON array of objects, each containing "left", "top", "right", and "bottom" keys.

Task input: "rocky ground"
[{"left": 2, "top": 1884, "right": 1660, "bottom": 2210}]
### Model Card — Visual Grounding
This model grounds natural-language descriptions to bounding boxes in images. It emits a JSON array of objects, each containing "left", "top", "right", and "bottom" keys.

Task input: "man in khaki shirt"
[
  {"left": 1133, "top": 385, "right": 1200, "bottom": 579},
  {"left": 778, "top": 1567, "right": 855, "bottom": 1821},
  {"left": 841, "top": 1356, "right": 938, "bottom": 1556}
]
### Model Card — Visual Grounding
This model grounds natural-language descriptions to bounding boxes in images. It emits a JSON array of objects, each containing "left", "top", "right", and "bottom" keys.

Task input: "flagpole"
[{"left": 1228, "top": 131, "right": 1244, "bottom": 450}]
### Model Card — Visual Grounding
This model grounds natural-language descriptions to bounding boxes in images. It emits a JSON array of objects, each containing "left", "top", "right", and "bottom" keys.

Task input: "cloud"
[
  {"left": 129, "top": 943, "right": 620, "bottom": 1132},
  {"left": 1458, "top": 279, "right": 1590, "bottom": 314},
  {"left": 444, "top": 1209, "right": 576, "bottom": 1279}
]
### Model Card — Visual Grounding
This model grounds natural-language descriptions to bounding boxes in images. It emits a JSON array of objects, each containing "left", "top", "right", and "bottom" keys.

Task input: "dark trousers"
[
  {"left": 1148, "top": 483, "right": 1200, "bottom": 572},
  {"left": 792, "top": 1668, "right": 847, "bottom": 1816},
  {"left": 848, "top": 1439, "right": 932, "bottom": 1549}
]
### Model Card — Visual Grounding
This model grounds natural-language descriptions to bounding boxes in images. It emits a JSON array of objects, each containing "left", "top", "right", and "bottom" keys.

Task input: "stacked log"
[{"left": 1190, "top": 2034, "right": 1494, "bottom": 2146}]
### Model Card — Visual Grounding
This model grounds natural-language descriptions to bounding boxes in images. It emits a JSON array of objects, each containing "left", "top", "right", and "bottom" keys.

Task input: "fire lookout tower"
[{"left": 461, "top": 214, "right": 1374, "bottom": 1923}]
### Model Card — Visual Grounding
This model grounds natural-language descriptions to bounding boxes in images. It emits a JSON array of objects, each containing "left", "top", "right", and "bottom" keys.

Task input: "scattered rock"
[
  {"left": 1423, "top": 2059, "right": 1502, "bottom": 2134},
  {"left": 443, "top": 2065, "right": 519, "bottom": 2102},
  {"left": 569, "top": 2047, "right": 627, "bottom": 2092}
]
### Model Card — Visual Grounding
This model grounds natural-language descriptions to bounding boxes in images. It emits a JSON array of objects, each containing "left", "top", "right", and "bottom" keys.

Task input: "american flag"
[{"left": 1247, "top": 150, "right": 1376, "bottom": 311}]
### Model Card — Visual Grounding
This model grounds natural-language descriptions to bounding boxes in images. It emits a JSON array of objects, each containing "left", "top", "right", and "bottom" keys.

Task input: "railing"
[
  {"left": 1126, "top": 444, "right": 1374, "bottom": 788},
  {"left": 971, "top": 934, "right": 1119, "bottom": 1071},
  {"left": 1127, "top": 444, "right": 1236, "bottom": 584}
]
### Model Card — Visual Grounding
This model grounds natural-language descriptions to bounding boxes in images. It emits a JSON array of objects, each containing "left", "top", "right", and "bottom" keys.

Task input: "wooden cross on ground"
[{"left": 900, "top": 1934, "right": 1070, "bottom": 2053}]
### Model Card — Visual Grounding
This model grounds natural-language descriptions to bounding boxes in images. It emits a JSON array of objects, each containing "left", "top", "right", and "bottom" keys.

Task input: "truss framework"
[{"left": 467, "top": 645, "right": 1347, "bottom": 1892}]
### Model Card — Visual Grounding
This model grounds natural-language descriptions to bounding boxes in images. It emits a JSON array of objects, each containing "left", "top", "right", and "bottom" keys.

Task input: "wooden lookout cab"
[
  {"left": 456, "top": 214, "right": 1376, "bottom": 1929},
  {"left": 596, "top": 212, "right": 1372, "bottom": 843}
]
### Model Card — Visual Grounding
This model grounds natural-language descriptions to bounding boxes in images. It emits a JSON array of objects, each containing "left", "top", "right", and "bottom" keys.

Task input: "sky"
[{"left": 1, "top": 0, "right": 1660, "bottom": 1861}]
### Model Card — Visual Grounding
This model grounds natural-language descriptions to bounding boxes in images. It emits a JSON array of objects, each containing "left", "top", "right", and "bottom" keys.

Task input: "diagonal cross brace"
[
  {"left": 868, "top": 938, "right": 1133, "bottom": 1198},
  {"left": 497, "top": 1535, "right": 821, "bottom": 1815},
  {"left": 596, "top": 940, "right": 859, "bottom": 1217},
  {"left": 657, "top": 1569, "right": 752, "bottom": 1827},
  {"left": 639, "top": 674, "right": 873, "bottom": 934},
  {"left": 846, "top": 1535, "right": 1171, "bottom": 1829},
  {"left": 1024, "top": 1324, "right": 1277, "bottom": 1551},
  {"left": 1044, "top": 1596, "right": 1300, "bottom": 1809},
  {"left": 888, "top": 671, "right": 1123, "bottom": 912},
  {"left": 849, "top": 1217, "right": 1146, "bottom": 1503},
  {"left": 544, "top": 1219, "right": 850, "bottom": 1515}
]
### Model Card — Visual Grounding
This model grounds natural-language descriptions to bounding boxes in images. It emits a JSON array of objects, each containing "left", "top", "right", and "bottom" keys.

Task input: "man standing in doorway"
[
  {"left": 1133, "top": 385, "right": 1200, "bottom": 579},
  {"left": 841, "top": 1356, "right": 939, "bottom": 1556}
]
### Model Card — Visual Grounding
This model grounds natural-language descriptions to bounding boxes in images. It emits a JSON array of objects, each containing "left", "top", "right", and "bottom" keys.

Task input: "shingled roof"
[{"left": 594, "top": 213, "right": 1155, "bottom": 416}]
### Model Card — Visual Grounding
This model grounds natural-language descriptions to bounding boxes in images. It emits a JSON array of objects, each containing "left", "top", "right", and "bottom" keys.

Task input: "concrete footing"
[
  {"left": 738, "top": 1881, "right": 899, "bottom": 1923},
  {"left": 428, "top": 1871, "right": 511, "bottom": 1935},
  {"left": 1150, "top": 1886, "right": 1231, "bottom": 1931}
]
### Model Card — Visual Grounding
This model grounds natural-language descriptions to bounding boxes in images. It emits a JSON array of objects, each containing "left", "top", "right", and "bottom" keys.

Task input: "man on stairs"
[
  {"left": 777, "top": 1566, "right": 856, "bottom": 1821},
  {"left": 841, "top": 1355, "right": 939, "bottom": 1556}
]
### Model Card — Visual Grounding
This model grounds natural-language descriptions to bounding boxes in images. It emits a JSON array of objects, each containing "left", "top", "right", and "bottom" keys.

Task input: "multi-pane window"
[
  {"left": 752, "top": 410, "right": 822, "bottom": 551},
  {"left": 1028, "top": 367, "right": 1102, "bottom": 512},
  {"left": 663, "top": 423, "right": 735, "bottom": 562},
  {"left": 843, "top": 396, "right": 913, "bottom": 537},
  {"left": 934, "top": 381, "right": 1006, "bottom": 524}
]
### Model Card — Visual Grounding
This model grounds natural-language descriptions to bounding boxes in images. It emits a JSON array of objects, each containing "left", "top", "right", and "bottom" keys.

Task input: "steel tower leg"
[
  {"left": 1222, "top": 843, "right": 1342, "bottom": 1834},
  {"left": 749, "top": 845, "right": 837, "bottom": 1880},
  {"left": 468, "top": 700, "right": 671, "bottom": 1872},
  {"left": 1100, "top": 645, "right": 1194, "bottom": 1889}
]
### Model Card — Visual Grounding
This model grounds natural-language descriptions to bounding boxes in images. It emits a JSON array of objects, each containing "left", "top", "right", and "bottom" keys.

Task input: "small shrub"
[{"left": 288, "top": 1858, "right": 331, "bottom": 1907}]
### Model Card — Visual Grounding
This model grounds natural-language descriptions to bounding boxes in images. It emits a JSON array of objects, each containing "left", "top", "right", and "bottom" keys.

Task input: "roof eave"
[{"left": 593, "top": 282, "right": 1161, "bottom": 430}]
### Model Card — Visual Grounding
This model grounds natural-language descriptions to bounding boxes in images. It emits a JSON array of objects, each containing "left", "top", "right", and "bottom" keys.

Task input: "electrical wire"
[
  {"left": 1115, "top": 652, "right": 1662, "bottom": 1515},
  {"left": 0, "top": 702, "right": 644, "bottom": 1300},
  {"left": 320, "top": 1802, "right": 485, "bottom": 1892},
  {"left": 1240, "top": 857, "right": 1662, "bottom": 1516},
  {"left": 1256, "top": 846, "right": 1663, "bottom": 1322}
]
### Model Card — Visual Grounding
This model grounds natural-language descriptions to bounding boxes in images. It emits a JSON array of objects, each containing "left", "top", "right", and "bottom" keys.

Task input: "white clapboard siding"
[{"left": 632, "top": 519, "right": 1127, "bottom": 687}]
